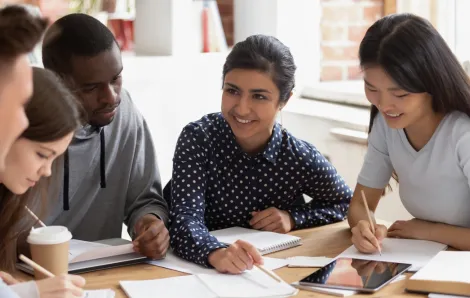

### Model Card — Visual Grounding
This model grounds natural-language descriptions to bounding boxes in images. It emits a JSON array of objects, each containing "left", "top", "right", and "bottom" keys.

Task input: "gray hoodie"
[{"left": 45, "top": 89, "right": 168, "bottom": 240}]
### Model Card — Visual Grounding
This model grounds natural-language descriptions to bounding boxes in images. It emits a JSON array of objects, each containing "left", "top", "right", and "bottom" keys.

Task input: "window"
[{"left": 302, "top": 0, "right": 470, "bottom": 106}]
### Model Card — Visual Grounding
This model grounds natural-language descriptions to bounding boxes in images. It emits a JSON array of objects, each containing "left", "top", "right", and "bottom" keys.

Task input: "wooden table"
[{"left": 22, "top": 221, "right": 426, "bottom": 298}]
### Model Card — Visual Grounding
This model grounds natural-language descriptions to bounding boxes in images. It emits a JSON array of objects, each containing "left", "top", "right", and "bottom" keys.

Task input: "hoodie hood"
[{"left": 74, "top": 123, "right": 101, "bottom": 140}]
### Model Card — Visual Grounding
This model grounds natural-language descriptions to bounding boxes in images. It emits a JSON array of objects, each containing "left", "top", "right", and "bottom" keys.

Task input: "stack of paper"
[
  {"left": 120, "top": 266, "right": 298, "bottom": 298},
  {"left": 338, "top": 238, "right": 447, "bottom": 271}
]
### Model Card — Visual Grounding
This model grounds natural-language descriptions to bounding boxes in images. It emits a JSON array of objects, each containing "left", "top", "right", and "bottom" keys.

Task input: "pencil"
[
  {"left": 19, "top": 254, "right": 54, "bottom": 278},
  {"left": 255, "top": 264, "right": 282, "bottom": 283},
  {"left": 24, "top": 206, "right": 46, "bottom": 227},
  {"left": 360, "top": 190, "right": 382, "bottom": 256}
]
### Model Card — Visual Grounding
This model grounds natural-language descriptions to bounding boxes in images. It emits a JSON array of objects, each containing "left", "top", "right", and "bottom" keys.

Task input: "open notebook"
[
  {"left": 17, "top": 239, "right": 148, "bottom": 275},
  {"left": 211, "top": 227, "right": 302, "bottom": 255},
  {"left": 120, "top": 266, "right": 298, "bottom": 298},
  {"left": 406, "top": 251, "right": 470, "bottom": 296}
]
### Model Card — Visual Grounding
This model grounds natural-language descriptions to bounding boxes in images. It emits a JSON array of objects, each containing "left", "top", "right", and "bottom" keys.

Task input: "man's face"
[{"left": 67, "top": 43, "right": 123, "bottom": 127}]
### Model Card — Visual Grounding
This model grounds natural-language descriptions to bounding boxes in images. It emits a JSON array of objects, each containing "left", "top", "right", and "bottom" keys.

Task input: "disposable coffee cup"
[{"left": 27, "top": 226, "right": 72, "bottom": 279}]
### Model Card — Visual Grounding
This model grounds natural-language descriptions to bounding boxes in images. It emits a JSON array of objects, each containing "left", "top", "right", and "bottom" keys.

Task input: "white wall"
[
  {"left": 134, "top": 0, "right": 173, "bottom": 55},
  {"left": 134, "top": 0, "right": 202, "bottom": 56},
  {"left": 234, "top": 0, "right": 321, "bottom": 90}
]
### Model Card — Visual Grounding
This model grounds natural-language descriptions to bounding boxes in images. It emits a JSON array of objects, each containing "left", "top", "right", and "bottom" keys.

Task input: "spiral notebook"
[{"left": 211, "top": 227, "right": 302, "bottom": 255}]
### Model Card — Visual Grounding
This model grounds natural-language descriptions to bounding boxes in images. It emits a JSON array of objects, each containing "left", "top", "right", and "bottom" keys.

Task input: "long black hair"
[{"left": 359, "top": 13, "right": 470, "bottom": 133}]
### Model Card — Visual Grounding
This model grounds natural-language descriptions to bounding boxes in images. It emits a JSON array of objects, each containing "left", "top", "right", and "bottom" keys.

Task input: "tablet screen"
[{"left": 299, "top": 257, "right": 411, "bottom": 291}]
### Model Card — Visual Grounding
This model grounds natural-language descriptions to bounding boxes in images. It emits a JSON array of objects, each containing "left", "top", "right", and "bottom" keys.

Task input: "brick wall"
[
  {"left": 217, "top": 0, "right": 384, "bottom": 81},
  {"left": 320, "top": 0, "right": 384, "bottom": 81},
  {"left": 217, "top": 0, "right": 234, "bottom": 47}
]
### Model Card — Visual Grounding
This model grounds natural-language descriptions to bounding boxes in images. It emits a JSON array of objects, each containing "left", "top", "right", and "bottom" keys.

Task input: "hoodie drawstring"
[
  {"left": 63, "top": 149, "right": 70, "bottom": 211},
  {"left": 63, "top": 128, "right": 107, "bottom": 211},
  {"left": 100, "top": 129, "right": 106, "bottom": 188}
]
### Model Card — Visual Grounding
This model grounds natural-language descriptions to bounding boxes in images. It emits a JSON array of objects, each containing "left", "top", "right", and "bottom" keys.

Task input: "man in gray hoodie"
[{"left": 40, "top": 13, "right": 169, "bottom": 259}]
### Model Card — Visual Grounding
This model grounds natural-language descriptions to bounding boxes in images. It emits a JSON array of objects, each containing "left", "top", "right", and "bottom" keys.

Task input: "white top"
[
  {"left": 358, "top": 112, "right": 470, "bottom": 227},
  {"left": 0, "top": 279, "right": 38, "bottom": 298},
  {"left": 0, "top": 279, "right": 19, "bottom": 298},
  {"left": 10, "top": 281, "right": 39, "bottom": 298}
]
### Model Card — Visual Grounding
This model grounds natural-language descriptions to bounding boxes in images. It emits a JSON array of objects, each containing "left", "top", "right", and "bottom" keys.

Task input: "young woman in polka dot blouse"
[{"left": 169, "top": 35, "right": 352, "bottom": 274}]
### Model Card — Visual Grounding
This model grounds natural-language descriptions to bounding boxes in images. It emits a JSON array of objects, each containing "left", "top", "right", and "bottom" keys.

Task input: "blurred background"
[{"left": 3, "top": 0, "right": 470, "bottom": 225}]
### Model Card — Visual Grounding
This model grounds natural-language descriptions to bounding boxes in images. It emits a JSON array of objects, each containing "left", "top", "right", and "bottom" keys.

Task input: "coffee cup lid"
[{"left": 27, "top": 226, "right": 72, "bottom": 245}]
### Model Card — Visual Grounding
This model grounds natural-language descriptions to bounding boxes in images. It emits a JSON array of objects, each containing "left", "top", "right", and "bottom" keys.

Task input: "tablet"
[{"left": 298, "top": 257, "right": 412, "bottom": 292}]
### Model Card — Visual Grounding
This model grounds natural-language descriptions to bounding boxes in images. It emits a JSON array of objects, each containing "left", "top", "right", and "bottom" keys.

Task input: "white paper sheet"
[
  {"left": 148, "top": 250, "right": 288, "bottom": 275},
  {"left": 69, "top": 239, "right": 109, "bottom": 263},
  {"left": 120, "top": 267, "right": 297, "bottom": 298},
  {"left": 286, "top": 256, "right": 333, "bottom": 268},
  {"left": 82, "top": 289, "right": 115, "bottom": 298},
  {"left": 338, "top": 238, "right": 447, "bottom": 271},
  {"left": 429, "top": 294, "right": 470, "bottom": 298},
  {"left": 120, "top": 275, "right": 215, "bottom": 298},
  {"left": 197, "top": 266, "right": 297, "bottom": 298}
]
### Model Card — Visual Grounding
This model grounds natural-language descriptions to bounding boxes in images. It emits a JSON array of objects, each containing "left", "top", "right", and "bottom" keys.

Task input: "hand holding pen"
[{"left": 350, "top": 191, "right": 387, "bottom": 254}]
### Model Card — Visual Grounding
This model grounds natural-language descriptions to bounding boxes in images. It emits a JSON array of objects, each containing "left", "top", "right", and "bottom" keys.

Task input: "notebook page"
[
  {"left": 286, "top": 256, "right": 333, "bottom": 268},
  {"left": 69, "top": 240, "right": 109, "bottom": 263},
  {"left": 71, "top": 244, "right": 134, "bottom": 263},
  {"left": 338, "top": 238, "right": 447, "bottom": 271},
  {"left": 197, "top": 266, "right": 297, "bottom": 298},
  {"left": 120, "top": 275, "right": 216, "bottom": 298},
  {"left": 211, "top": 227, "right": 300, "bottom": 251},
  {"left": 411, "top": 251, "right": 470, "bottom": 283},
  {"left": 149, "top": 250, "right": 288, "bottom": 275},
  {"left": 82, "top": 289, "right": 115, "bottom": 298}
]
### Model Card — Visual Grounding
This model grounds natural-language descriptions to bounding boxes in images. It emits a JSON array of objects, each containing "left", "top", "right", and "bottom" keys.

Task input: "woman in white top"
[
  {"left": 348, "top": 13, "right": 470, "bottom": 252},
  {"left": 0, "top": 7, "right": 85, "bottom": 297}
]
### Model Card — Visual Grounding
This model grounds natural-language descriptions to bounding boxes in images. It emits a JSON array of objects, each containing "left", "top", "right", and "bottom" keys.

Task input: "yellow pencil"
[
  {"left": 255, "top": 264, "right": 282, "bottom": 283},
  {"left": 19, "top": 254, "right": 54, "bottom": 278},
  {"left": 361, "top": 190, "right": 382, "bottom": 255},
  {"left": 24, "top": 206, "right": 46, "bottom": 227}
]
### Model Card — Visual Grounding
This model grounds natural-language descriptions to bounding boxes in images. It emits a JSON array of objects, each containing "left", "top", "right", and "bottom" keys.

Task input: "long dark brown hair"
[
  {"left": 0, "top": 68, "right": 81, "bottom": 271},
  {"left": 359, "top": 13, "right": 470, "bottom": 189}
]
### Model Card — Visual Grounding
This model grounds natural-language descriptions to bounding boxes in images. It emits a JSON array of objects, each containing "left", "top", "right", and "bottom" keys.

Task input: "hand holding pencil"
[
  {"left": 19, "top": 255, "right": 85, "bottom": 298},
  {"left": 350, "top": 191, "right": 387, "bottom": 254}
]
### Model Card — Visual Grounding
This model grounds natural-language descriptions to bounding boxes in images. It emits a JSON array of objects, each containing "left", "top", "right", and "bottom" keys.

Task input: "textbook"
[
  {"left": 406, "top": 251, "right": 470, "bottom": 296},
  {"left": 18, "top": 239, "right": 147, "bottom": 275}
]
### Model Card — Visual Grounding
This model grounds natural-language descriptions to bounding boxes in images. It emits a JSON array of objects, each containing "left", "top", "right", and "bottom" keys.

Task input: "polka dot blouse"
[{"left": 169, "top": 113, "right": 352, "bottom": 267}]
